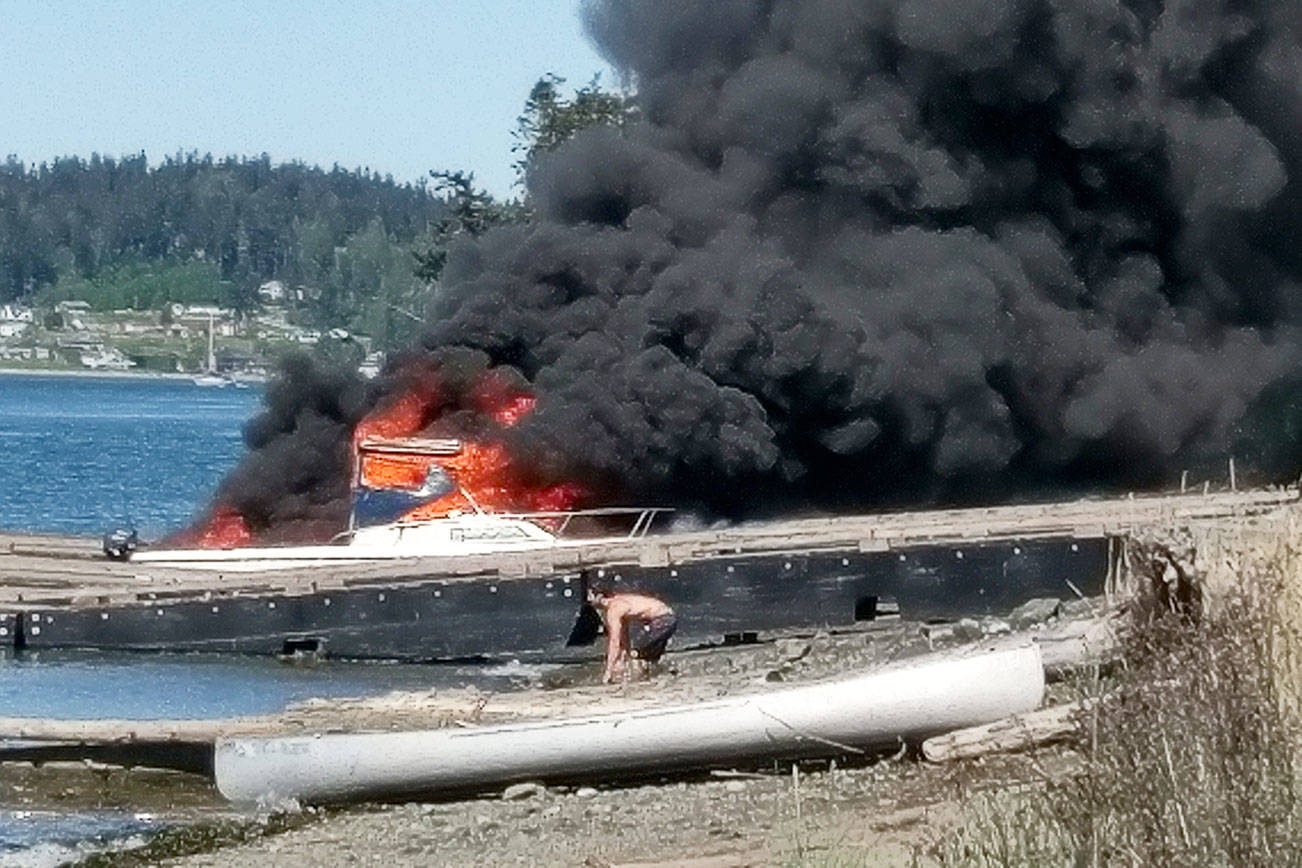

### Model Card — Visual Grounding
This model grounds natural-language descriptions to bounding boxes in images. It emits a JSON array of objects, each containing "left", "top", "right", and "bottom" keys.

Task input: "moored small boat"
[
  {"left": 191, "top": 373, "right": 228, "bottom": 388},
  {"left": 214, "top": 643, "right": 1044, "bottom": 805}
]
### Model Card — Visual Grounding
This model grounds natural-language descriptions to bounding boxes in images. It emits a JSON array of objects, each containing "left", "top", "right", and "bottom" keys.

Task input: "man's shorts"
[{"left": 629, "top": 613, "right": 678, "bottom": 662}]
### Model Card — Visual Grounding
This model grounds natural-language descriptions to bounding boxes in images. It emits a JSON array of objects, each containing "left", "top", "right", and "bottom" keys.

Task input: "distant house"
[
  {"left": 113, "top": 320, "right": 156, "bottom": 335},
  {"left": 58, "top": 336, "right": 103, "bottom": 351},
  {"left": 177, "top": 306, "right": 237, "bottom": 336},
  {"left": 358, "top": 351, "right": 384, "bottom": 379},
  {"left": 79, "top": 345, "right": 135, "bottom": 371},
  {"left": 0, "top": 321, "right": 29, "bottom": 339},
  {"left": 258, "top": 280, "right": 288, "bottom": 304},
  {"left": 0, "top": 346, "right": 50, "bottom": 361},
  {"left": 0, "top": 304, "right": 33, "bottom": 323},
  {"left": 55, "top": 300, "right": 92, "bottom": 314}
]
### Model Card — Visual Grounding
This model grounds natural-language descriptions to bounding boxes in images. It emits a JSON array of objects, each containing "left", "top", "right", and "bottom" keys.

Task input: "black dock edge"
[{"left": 14, "top": 536, "right": 1109, "bottom": 661}]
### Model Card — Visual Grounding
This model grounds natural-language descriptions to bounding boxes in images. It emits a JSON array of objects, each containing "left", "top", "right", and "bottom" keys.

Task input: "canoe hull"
[{"left": 215, "top": 644, "right": 1044, "bottom": 805}]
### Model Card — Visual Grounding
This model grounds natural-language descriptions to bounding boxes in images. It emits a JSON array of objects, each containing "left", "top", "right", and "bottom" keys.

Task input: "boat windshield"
[
  {"left": 352, "top": 465, "right": 455, "bottom": 528},
  {"left": 413, "top": 465, "right": 454, "bottom": 499}
]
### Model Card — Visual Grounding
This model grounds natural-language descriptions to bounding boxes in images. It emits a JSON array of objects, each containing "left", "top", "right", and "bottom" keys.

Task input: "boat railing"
[
  {"left": 493, "top": 507, "right": 675, "bottom": 538},
  {"left": 342, "top": 507, "right": 674, "bottom": 541}
]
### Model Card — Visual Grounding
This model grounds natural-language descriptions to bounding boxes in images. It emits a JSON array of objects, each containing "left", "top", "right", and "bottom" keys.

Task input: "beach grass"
[{"left": 931, "top": 520, "right": 1302, "bottom": 867}]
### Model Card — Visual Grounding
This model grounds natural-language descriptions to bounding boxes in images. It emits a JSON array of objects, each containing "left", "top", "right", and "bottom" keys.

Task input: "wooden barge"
[{"left": 0, "top": 488, "right": 1293, "bottom": 661}]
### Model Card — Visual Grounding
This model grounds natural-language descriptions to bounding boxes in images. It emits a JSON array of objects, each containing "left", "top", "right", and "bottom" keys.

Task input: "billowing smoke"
[
  {"left": 179, "top": 354, "right": 371, "bottom": 544},
  {"left": 218, "top": 0, "right": 1302, "bottom": 534}
]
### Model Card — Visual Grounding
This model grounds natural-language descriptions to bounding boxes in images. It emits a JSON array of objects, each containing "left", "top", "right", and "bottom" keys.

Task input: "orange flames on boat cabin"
[
  {"left": 182, "top": 365, "right": 583, "bottom": 548},
  {"left": 352, "top": 370, "right": 582, "bottom": 523}
]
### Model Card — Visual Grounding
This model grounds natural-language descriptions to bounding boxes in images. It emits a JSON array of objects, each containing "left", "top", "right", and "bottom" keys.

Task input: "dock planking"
[{"left": 0, "top": 488, "right": 1294, "bottom": 659}]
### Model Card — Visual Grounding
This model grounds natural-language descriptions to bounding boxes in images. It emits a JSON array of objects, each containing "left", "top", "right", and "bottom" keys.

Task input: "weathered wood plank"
[{"left": 921, "top": 700, "right": 1088, "bottom": 762}]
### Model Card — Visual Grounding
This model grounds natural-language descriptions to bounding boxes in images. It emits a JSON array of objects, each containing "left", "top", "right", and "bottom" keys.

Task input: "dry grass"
[{"left": 934, "top": 517, "right": 1302, "bottom": 867}]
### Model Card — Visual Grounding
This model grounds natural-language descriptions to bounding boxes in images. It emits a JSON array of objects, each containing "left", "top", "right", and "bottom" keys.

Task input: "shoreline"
[
  {"left": 0, "top": 366, "right": 270, "bottom": 385},
  {"left": 0, "top": 366, "right": 198, "bottom": 381}
]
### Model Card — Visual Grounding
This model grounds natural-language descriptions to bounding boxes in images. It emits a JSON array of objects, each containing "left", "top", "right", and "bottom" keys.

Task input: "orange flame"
[
  {"left": 358, "top": 452, "right": 432, "bottom": 489},
  {"left": 173, "top": 503, "right": 253, "bottom": 549},
  {"left": 492, "top": 394, "right": 536, "bottom": 427},
  {"left": 531, "top": 482, "right": 588, "bottom": 512},
  {"left": 471, "top": 371, "right": 537, "bottom": 427},
  {"left": 354, "top": 366, "right": 586, "bottom": 522},
  {"left": 352, "top": 381, "right": 439, "bottom": 447}
]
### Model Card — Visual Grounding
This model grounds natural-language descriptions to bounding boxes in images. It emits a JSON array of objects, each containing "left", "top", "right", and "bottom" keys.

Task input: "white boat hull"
[
  {"left": 132, "top": 514, "right": 563, "bottom": 570},
  {"left": 214, "top": 644, "right": 1044, "bottom": 805}
]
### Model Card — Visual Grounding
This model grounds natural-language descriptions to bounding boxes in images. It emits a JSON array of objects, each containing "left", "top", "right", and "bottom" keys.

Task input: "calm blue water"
[
  {"left": 0, "top": 373, "right": 558, "bottom": 860},
  {"left": 0, "top": 650, "right": 542, "bottom": 719},
  {"left": 0, "top": 375, "right": 258, "bottom": 858},
  {"left": 0, "top": 373, "right": 260, "bottom": 539}
]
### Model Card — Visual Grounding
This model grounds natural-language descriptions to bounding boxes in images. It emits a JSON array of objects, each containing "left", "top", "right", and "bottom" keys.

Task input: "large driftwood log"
[
  {"left": 0, "top": 715, "right": 298, "bottom": 774},
  {"left": 922, "top": 700, "right": 1088, "bottom": 762},
  {"left": 1035, "top": 615, "right": 1121, "bottom": 678},
  {"left": 0, "top": 715, "right": 281, "bottom": 744}
]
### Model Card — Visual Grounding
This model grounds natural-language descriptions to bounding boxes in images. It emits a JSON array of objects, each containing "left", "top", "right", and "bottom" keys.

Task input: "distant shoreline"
[{"left": 0, "top": 366, "right": 197, "bottom": 381}]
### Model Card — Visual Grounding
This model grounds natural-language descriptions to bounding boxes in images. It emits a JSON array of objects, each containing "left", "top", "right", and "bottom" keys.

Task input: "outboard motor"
[{"left": 102, "top": 527, "right": 139, "bottom": 561}]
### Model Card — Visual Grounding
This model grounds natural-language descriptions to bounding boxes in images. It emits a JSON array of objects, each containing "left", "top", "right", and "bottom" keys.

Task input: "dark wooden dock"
[{"left": 0, "top": 488, "right": 1293, "bottom": 659}]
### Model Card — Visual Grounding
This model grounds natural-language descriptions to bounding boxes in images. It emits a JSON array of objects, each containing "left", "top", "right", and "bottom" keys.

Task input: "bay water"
[
  {"left": 0, "top": 372, "right": 258, "bottom": 538},
  {"left": 0, "top": 372, "right": 545, "bottom": 864}
]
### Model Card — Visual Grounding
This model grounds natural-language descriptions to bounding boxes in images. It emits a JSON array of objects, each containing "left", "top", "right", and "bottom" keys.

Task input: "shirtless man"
[{"left": 587, "top": 587, "right": 677, "bottom": 683}]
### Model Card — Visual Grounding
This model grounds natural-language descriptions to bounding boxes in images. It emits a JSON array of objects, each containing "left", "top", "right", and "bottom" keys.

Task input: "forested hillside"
[{"left": 0, "top": 153, "right": 444, "bottom": 334}]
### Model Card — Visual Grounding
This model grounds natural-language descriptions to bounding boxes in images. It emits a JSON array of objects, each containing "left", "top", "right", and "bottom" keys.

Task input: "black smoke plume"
[
  {"left": 224, "top": 0, "right": 1302, "bottom": 533},
  {"left": 207, "top": 354, "right": 371, "bottom": 542}
]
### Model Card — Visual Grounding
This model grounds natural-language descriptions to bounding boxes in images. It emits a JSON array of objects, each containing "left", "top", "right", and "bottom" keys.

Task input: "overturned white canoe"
[{"left": 215, "top": 643, "right": 1043, "bottom": 805}]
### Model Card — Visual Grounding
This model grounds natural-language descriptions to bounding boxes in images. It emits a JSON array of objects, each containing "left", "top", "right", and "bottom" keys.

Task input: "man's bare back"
[
  {"left": 601, "top": 592, "right": 672, "bottom": 622},
  {"left": 587, "top": 589, "right": 677, "bottom": 683}
]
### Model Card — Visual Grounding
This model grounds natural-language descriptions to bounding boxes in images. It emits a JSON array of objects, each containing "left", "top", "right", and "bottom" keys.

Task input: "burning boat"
[
  {"left": 130, "top": 360, "right": 607, "bottom": 570},
  {"left": 133, "top": 435, "right": 665, "bottom": 571}
]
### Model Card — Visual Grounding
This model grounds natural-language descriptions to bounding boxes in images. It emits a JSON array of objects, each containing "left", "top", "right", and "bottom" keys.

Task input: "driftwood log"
[
  {"left": 922, "top": 700, "right": 1088, "bottom": 762},
  {"left": 0, "top": 716, "right": 274, "bottom": 742},
  {"left": 1034, "top": 615, "right": 1122, "bottom": 678}
]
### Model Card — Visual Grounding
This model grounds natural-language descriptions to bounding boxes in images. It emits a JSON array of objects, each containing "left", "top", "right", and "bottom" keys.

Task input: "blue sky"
[{"left": 0, "top": 1, "right": 615, "bottom": 198}]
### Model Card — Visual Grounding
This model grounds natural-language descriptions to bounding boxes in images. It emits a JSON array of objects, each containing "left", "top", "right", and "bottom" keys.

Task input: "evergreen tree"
[
  {"left": 512, "top": 73, "right": 634, "bottom": 186},
  {"left": 0, "top": 153, "right": 444, "bottom": 314}
]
